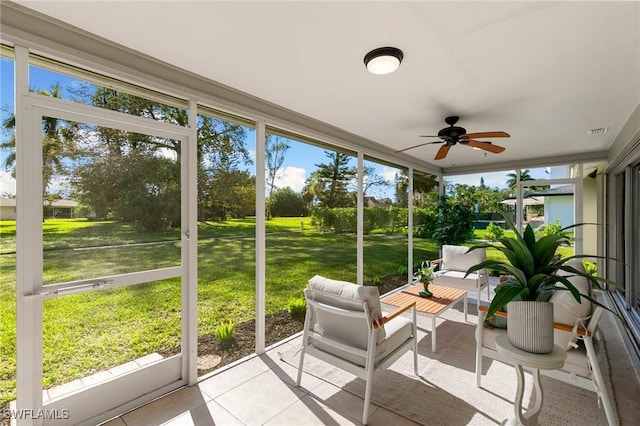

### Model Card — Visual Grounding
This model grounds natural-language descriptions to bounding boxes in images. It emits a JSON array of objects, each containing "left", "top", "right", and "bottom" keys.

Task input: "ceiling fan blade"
[
  {"left": 464, "top": 139, "right": 506, "bottom": 153},
  {"left": 396, "top": 140, "right": 443, "bottom": 153},
  {"left": 434, "top": 144, "right": 451, "bottom": 160},
  {"left": 462, "top": 131, "right": 510, "bottom": 139}
]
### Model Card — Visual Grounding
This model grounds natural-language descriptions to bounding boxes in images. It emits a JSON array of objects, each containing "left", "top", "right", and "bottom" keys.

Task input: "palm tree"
[
  {"left": 506, "top": 169, "right": 533, "bottom": 195},
  {"left": 1, "top": 83, "right": 79, "bottom": 195},
  {"left": 395, "top": 170, "right": 439, "bottom": 208}
]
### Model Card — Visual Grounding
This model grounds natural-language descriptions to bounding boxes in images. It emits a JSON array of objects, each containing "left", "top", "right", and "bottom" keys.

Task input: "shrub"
[
  {"left": 270, "top": 187, "right": 308, "bottom": 217},
  {"left": 214, "top": 321, "right": 235, "bottom": 342},
  {"left": 333, "top": 208, "right": 357, "bottom": 233},
  {"left": 486, "top": 221, "right": 505, "bottom": 241},
  {"left": 397, "top": 264, "right": 408, "bottom": 275},
  {"left": 287, "top": 297, "right": 307, "bottom": 315},
  {"left": 429, "top": 196, "right": 475, "bottom": 246},
  {"left": 544, "top": 218, "right": 565, "bottom": 236},
  {"left": 583, "top": 260, "right": 597, "bottom": 277},
  {"left": 372, "top": 275, "right": 381, "bottom": 286}
]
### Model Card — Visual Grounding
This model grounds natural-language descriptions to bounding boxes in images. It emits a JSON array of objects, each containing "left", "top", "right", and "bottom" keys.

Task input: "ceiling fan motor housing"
[{"left": 438, "top": 125, "right": 467, "bottom": 141}]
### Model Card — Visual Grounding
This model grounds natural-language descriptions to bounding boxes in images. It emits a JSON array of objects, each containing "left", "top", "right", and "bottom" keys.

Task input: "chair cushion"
[
  {"left": 310, "top": 315, "right": 413, "bottom": 368},
  {"left": 549, "top": 261, "right": 592, "bottom": 350},
  {"left": 441, "top": 245, "right": 485, "bottom": 272},
  {"left": 308, "top": 275, "right": 385, "bottom": 343},
  {"left": 433, "top": 270, "right": 481, "bottom": 291}
]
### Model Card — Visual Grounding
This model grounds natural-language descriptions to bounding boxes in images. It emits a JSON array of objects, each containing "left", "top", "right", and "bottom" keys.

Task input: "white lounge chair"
[
  {"left": 432, "top": 244, "right": 490, "bottom": 307},
  {"left": 296, "top": 275, "right": 418, "bottom": 425}
]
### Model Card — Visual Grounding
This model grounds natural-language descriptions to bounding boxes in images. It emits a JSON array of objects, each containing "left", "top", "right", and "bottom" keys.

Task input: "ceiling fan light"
[{"left": 364, "top": 47, "right": 403, "bottom": 75}]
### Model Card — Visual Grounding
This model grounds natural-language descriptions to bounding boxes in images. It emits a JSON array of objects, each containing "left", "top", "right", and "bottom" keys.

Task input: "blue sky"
[{"left": 0, "top": 57, "right": 548, "bottom": 198}]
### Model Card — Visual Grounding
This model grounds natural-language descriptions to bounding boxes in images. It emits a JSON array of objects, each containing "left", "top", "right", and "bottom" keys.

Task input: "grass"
[
  {"left": 0, "top": 217, "right": 575, "bottom": 404},
  {"left": 0, "top": 216, "right": 436, "bottom": 405}
]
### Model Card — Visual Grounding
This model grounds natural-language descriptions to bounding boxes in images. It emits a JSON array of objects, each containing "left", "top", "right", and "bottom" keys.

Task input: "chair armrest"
[
  {"left": 373, "top": 300, "right": 416, "bottom": 329},
  {"left": 478, "top": 305, "right": 591, "bottom": 337}
]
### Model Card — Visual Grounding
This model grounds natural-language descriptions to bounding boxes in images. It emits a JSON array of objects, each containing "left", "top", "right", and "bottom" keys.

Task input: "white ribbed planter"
[{"left": 507, "top": 301, "right": 554, "bottom": 354}]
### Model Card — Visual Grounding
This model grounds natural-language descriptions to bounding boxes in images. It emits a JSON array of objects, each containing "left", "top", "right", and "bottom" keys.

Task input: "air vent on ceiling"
[{"left": 588, "top": 128, "right": 608, "bottom": 135}]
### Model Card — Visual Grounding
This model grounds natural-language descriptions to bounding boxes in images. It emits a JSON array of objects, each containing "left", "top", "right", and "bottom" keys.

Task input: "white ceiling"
[{"left": 14, "top": 1, "right": 640, "bottom": 171}]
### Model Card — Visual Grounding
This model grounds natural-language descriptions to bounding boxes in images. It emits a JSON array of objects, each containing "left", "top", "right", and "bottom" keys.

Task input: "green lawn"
[
  {"left": 0, "top": 217, "right": 436, "bottom": 404},
  {"left": 0, "top": 217, "right": 575, "bottom": 404}
]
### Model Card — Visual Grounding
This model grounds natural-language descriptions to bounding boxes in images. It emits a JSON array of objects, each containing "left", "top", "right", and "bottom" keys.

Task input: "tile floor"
[
  {"left": 99, "top": 310, "right": 640, "bottom": 426},
  {"left": 100, "top": 333, "right": 421, "bottom": 426}
]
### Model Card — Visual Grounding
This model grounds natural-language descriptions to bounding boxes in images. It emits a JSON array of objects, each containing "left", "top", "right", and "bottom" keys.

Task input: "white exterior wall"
[
  {"left": 545, "top": 196, "right": 574, "bottom": 228},
  {"left": 0, "top": 206, "right": 17, "bottom": 220}
]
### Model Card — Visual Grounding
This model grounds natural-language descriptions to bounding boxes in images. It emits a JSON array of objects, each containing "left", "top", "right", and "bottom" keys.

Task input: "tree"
[
  {"left": 269, "top": 187, "right": 307, "bottom": 217},
  {"left": 431, "top": 195, "right": 475, "bottom": 246},
  {"left": 1, "top": 83, "right": 80, "bottom": 196},
  {"left": 68, "top": 84, "right": 252, "bottom": 223},
  {"left": 506, "top": 169, "right": 533, "bottom": 195},
  {"left": 311, "top": 151, "right": 356, "bottom": 208},
  {"left": 360, "top": 165, "right": 391, "bottom": 196},
  {"left": 395, "top": 171, "right": 439, "bottom": 208},
  {"left": 265, "top": 135, "right": 290, "bottom": 219}
]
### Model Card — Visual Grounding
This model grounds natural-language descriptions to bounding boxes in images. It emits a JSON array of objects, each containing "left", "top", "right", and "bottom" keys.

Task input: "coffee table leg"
[
  {"left": 432, "top": 315, "right": 437, "bottom": 352},
  {"left": 464, "top": 294, "right": 468, "bottom": 322}
]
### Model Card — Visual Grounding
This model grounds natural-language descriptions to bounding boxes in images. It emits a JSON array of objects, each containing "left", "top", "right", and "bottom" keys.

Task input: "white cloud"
[
  {"left": 0, "top": 171, "right": 15, "bottom": 195},
  {"left": 273, "top": 166, "right": 306, "bottom": 192},
  {"left": 380, "top": 166, "right": 398, "bottom": 183}
]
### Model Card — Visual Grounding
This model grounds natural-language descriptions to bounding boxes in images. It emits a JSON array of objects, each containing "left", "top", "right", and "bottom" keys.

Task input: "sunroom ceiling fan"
[{"left": 397, "top": 116, "right": 510, "bottom": 160}]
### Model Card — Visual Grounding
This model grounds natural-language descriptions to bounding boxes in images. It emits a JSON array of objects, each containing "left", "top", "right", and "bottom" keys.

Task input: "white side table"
[{"left": 495, "top": 334, "right": 567, "bottom": 426}]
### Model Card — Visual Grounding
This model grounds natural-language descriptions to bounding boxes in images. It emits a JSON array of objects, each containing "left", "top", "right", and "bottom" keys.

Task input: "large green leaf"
[
  {"left": 467, "top": 260, "right": 527, "bottom": 286},
  {"left": 486, "top": 285, "right": 524, "bottom": 317},
  {"left": 523, "top": 224, "right": 536, "bottom": 251},
  {"left": 502, "top": 214, "right": 524, "bottom": 245},
  {"left": 532, "top": 234, "right": 564, "bottom": 266},
  {"left": 499, "top": 238, "right": 522, "bottom": 269},
  {"left": 505, "top": 237, "right": 534, "bottom": 275}
]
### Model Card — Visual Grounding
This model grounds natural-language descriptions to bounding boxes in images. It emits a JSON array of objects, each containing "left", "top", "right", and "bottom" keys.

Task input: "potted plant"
[
  {"left": 414, "top": 260, "right": 436, "bottom": 298},
  {"left": 466, "top": 214, "right": 618, "bottom": 353}
]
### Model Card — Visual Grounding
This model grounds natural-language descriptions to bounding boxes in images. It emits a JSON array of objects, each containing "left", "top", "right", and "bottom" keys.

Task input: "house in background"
[
  {"left": 46, "top": 199, "right": 78, "bottom": 219},
  {"left": 528, "top": 185, "right": 574, "bottom": 228},
  {"left": 0, "top": 197, "right": 16, "bottom": 220},
  {"left": 0, "top": 197, "right": 79, "bottom": 220}
]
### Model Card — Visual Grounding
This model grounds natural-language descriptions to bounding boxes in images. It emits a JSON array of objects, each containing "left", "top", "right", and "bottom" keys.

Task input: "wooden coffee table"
[{"left": 381, "top": 283, "right": 467, "bottom": 352}]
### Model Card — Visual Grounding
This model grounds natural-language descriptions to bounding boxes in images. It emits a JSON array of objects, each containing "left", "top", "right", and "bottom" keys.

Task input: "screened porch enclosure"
[{"left": 1, "top": 2, "right": 639, "bottom": 425}]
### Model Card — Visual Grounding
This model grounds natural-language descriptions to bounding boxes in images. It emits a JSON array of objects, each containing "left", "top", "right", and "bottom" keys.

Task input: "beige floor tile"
[
  {"left": 257, "top": 339, "right": 301, "bottom": 367},
  {"left": 268, "top": 359, "right": 325, "bottom": 391},
  {"left": 309, "top": 381, "right": 373, "bottom": 423},
  {"left": 264, "top": 394, "right": 358, "bottom": 426},
  {"left": 214, "top": 370, "right": 307, "bottom": 425},
  {"left": 160, "top": 399, "right": 244, "bottom": 426},
  {"left": 121, "top": 386, "right": 208, "bottom": 425},
  {"left": 198, "top": 359, "right": 265, "bottom": 400}
]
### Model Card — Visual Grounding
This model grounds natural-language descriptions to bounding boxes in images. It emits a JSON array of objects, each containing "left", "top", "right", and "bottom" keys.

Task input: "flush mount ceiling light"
[{"left": 364, "top": 47, "right": 403, "bottom": 75}]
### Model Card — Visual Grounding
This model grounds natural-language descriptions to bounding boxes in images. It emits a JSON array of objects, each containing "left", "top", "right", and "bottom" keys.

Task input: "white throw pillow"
[
  {"left": 549, "top": 261, "right": 592, "bottom": 350},
  {"left": 441, "top": 245, "right": 485, "bottom": 272}
]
